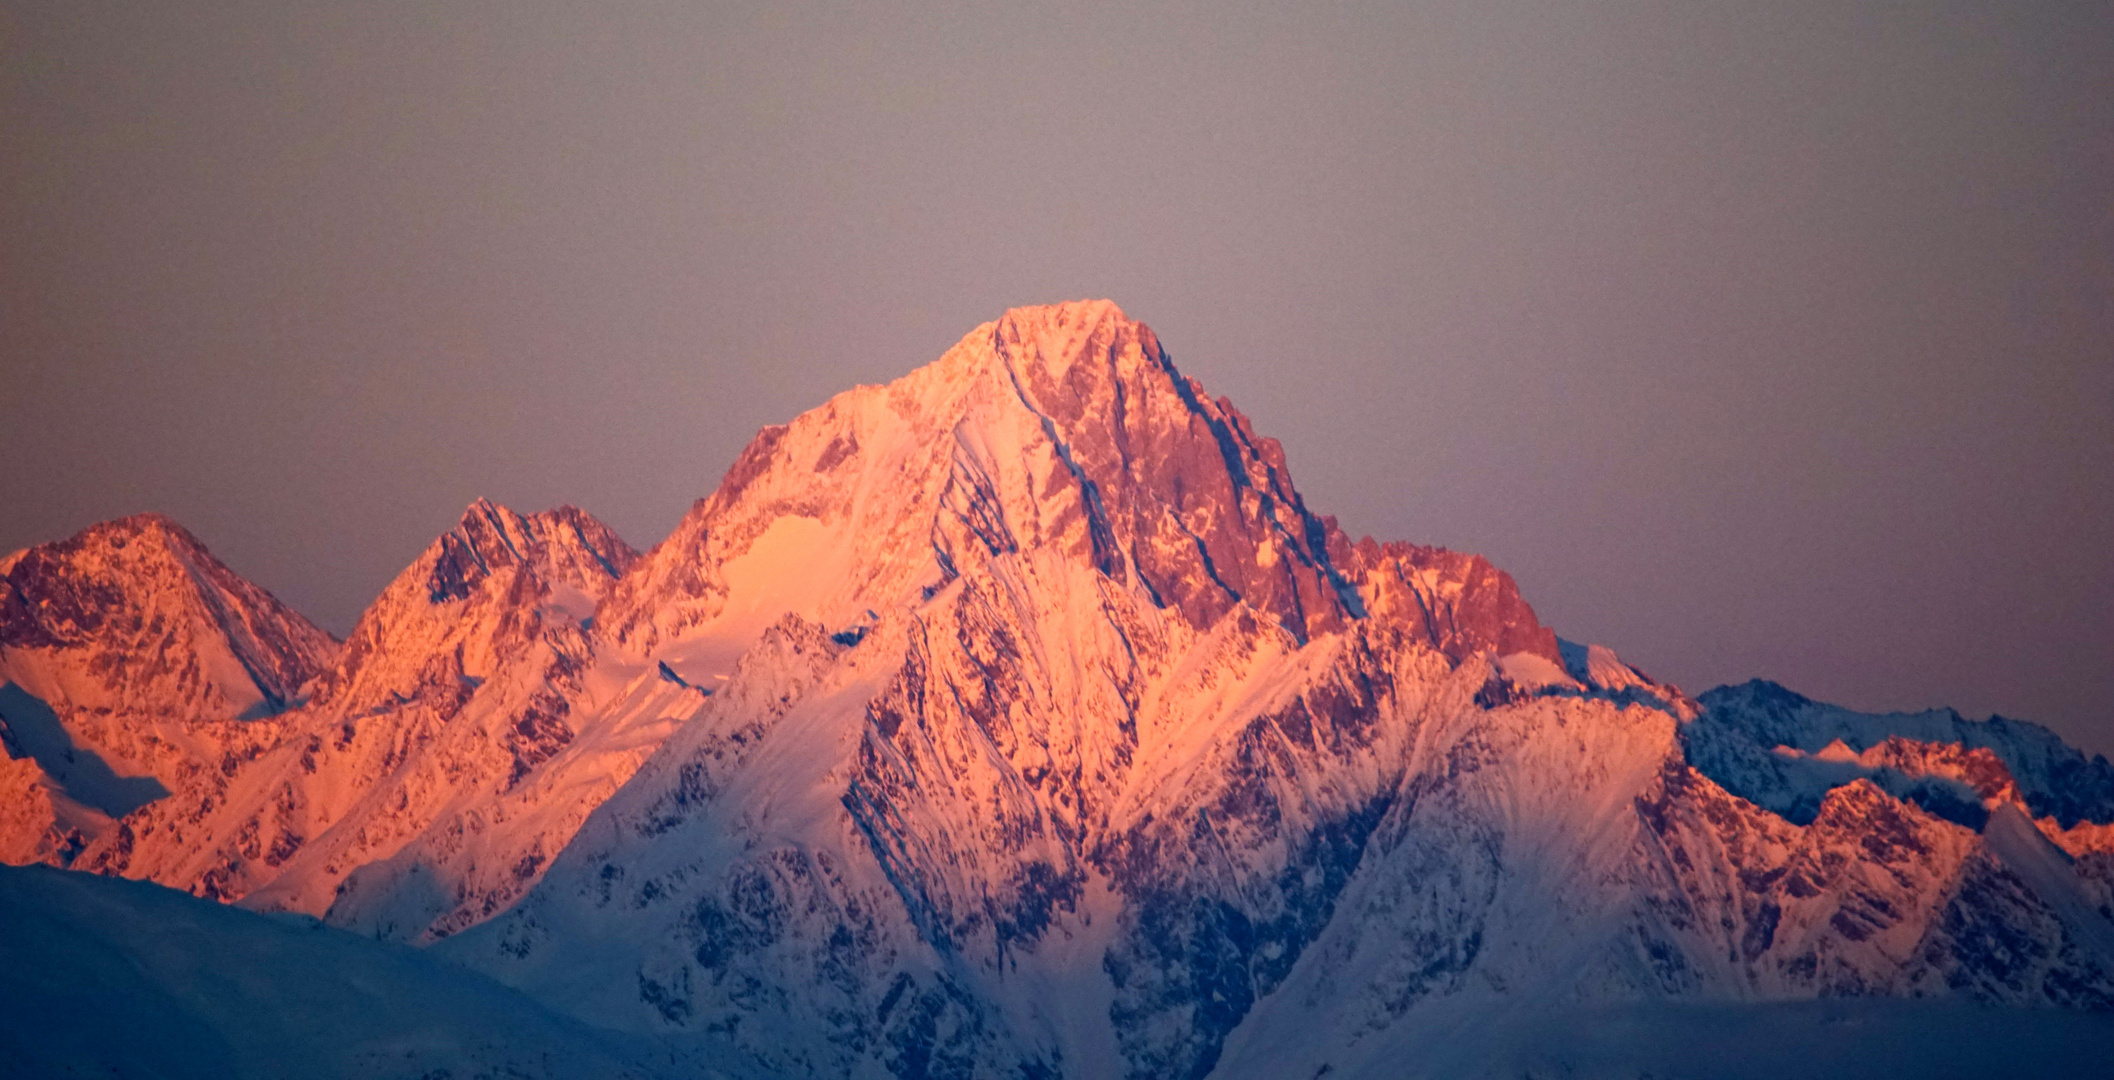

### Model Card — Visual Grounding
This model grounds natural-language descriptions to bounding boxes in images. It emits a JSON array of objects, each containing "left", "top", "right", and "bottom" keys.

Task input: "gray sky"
[{"left": 4, "top": 2, "right": 2109, "bottom": 751}]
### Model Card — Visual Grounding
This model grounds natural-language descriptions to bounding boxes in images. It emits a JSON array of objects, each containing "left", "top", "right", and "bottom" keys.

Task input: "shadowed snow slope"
[
  {"left": 0, "top": 863, "right": 679, "bottom": 1080},
  {"left": 1240, "top": 995, "right": 2114, "bottom": 1080},
  {"left": 10, "top": 302, "right": 2114, "bottom": 1080}
]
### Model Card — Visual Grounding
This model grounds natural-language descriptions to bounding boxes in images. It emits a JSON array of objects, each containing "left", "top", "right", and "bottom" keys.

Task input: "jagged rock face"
[
  {"left": 0, "top": 754, "right": 79, "bottom": 865},
  {"left": 1643, "top": 769, "right": 1986, "bottom": 995},
  {"left": 1659, "top": 682, "right": 2114, "bottom": 1012},
  {"left": 603, "top": 300, "right": 1368, "bottom": 662},
  {"left": 317, "top": 499, "right": 639, "bottom": 714},
  {"left": 982, "top": 305, "right": 1363, "bottom": 641},
  {"left": 1347, "top": 539, "right": 1560, "bottom": 665},
  {"left": 0, "top": 515, "right": 338, "bottom": 866}
]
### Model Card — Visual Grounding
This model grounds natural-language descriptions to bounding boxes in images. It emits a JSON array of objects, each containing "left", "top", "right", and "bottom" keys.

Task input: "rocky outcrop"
[{"left": 1348, "top": 539, "right": 1560, "bottom": 665}]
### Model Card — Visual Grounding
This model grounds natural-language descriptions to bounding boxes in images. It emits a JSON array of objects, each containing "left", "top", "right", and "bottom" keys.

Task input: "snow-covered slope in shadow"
[
  {"left": 0, "top": 862, "right": 692, "bottom": 1080},
  {"left": 1244, "top": 995, "right": 2114, "bottom": 1080}
]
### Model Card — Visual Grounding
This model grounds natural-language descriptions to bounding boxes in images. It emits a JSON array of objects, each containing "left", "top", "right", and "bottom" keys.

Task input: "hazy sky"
[{"left": 4, "top": 2, "right": 2109, "bottom": 751}]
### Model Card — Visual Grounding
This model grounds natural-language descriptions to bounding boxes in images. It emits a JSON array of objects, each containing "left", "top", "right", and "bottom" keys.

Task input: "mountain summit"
[
  {"left": 5, "top": 302, "right": 2112, "bottom": 1079},
  {"left": 0, "top": 514, "right": 336, "bottom": 864},
  {"left": 607, "top": 300, "right": 1375, "bottom": 656}
]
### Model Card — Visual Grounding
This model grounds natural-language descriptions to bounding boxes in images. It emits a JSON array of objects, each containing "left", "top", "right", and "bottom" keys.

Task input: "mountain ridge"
[{"left": 3, "top": 300, "right": 2110, "bottom": 1079}]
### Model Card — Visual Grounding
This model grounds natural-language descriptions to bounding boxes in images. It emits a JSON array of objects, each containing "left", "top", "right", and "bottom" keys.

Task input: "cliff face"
[{"left": 9, "top": 302, "right": 2112, "bottom": 1080}]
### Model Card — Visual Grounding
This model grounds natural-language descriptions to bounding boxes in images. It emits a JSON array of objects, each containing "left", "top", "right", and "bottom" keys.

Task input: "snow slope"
[{"left": 0, "top": 862, "right": 680, "bottom": 1080}]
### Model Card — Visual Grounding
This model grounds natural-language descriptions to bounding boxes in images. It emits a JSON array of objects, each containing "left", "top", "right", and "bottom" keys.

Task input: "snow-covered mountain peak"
[
  {"left": 71, "top": 498, "right": 678, "bottom": 926},
  {"left": 319, "top": 500, "right": 638, "bottom": 712},
  {"left": 430, "top": 499, "right": 639, "bottom": 606},
  {"left": 0, "top": 514, "right": 339, "bottom": 866},
  {"left": 1, "top": 512, "right": 337, "bottom": 718},
  {"left": 607, "top": 299, "right": 1368, "bottom": 675},
  {"left": 982, "top": 298, "right": 1154, "bottom": 384},
  {"left": 977, "top": 300, "right": 1363, "bottom": 640}
]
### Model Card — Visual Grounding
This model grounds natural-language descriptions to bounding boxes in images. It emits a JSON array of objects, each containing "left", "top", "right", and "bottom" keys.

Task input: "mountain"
[
  {"left": 0, "top": 500, "right": 709, "bottom": 950},
  {"left": 0, "top": 514, "right": 337, "bottom": 865},
  {"left": 7, "top": 301, "right": 2113, "bottom": 1079},
  {"left": 78, "top": 500, "right": 705, "bottom": 943},
  {"left": 1686, "top": 679, "right": 2114, "bottom": 831},
  {"left": 431, "top": 301, "right": 2114, "bottom": 1078},
  {"left": 1681, "top": 679, "right": 2114, "bottom": 959}
]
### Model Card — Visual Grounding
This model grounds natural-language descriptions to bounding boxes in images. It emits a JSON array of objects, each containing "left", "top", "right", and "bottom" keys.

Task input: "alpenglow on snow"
[{"left": 4, "top": 301, "right": 2112, "bottom": 1080}]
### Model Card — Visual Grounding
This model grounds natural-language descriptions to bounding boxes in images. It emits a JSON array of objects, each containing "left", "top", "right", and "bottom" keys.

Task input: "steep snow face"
[
  {"left": 0, "top": 515, "right": 337, "bottom": 865},
  {"left": 64, "top": 501, "right": 701, "bottom": 945}
]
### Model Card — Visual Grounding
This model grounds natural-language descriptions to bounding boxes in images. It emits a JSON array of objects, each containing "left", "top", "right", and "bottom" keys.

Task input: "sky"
[{"left": 3, "top": 2, "right": 2109, "bottom": 752}]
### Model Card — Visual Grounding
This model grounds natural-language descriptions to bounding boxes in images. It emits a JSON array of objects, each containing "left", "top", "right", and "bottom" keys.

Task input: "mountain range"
[{"left": 4, "top": 301, "right": 2110, "bottom": 1078}]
